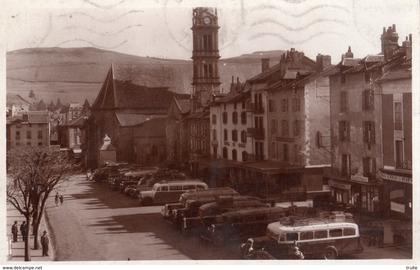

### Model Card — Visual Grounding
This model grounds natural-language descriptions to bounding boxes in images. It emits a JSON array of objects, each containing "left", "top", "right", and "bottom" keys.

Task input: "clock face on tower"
[{"left": 203, "top": 16, "right": 211, "bottom": 25}]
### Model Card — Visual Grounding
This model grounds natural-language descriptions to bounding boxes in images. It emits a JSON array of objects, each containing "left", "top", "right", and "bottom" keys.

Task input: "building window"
[
  {"left": 242, "top": 151, "right": 248, "bottom": 161},
  {"left": 268, "top": 99, "right": 276, "bottom": 112},
  {"left": 292, "top": 97, "right": 300, "bottom": 112},
  {"left": 223, "top": 147, "right": 228, "bottom": 159},
  {"left": 232, "top": 111, "right": 238, "bottom": 124},
  {"left": 241, "top": 131, "right": 247, "bottom": 143},
  {"left": 232, "top": 149, "right": 237, "bottom": 161},
  {"left": 212, "top": 129, "right": 217, "bottom": 141},
  {"left": 241, "top": 112, "right": 247, "bottom": 125},
  {"left": 38, "top": 142, "right": 42, "bottom": 146},
  {"left": 363, "top": 157, "right": 376, "bottom": 178},
  {"left": 293, "top": 120, "right": 300, "bottom": 136},
  {"left": 364, "top": 72, "right": 371, "bottom": 83},
  {"left": 15, "top": 131, "right": 20, "bottom": 140},
  {"left": 283, "top": 144, "right": 289, "bottom": 162},
  {"left": 281, "top": 120, "right": 289, "bottom": 137},
  {"left": 363, "top": 121, "right": 375, "bottom": 146},
  {"left": 242, "top": 101, "right": 246, "bottom": 109},
  {"left": 234, "top": 102, "right": 237, "bottom": 110},
  {"left": 26, "top": 131, "right": 31, "bottom": 139},
  {"left": 362, "top": 89, "right": 374, "bottom": 111},
  {"left": 27, "top": 141, "right": 31, "bottom": 146},
  {"left": 224, "top": 129, "right": 228, "bottom": 141},
  {"left": 341, "top": 74, "right": 346, "bottom": 84},
  {"left": 294, "top": 144, "right": 299, "bottom": 164},
  {"left": 222, "top": 112, "right": 228, "bottom": 124},
  {"left": 255, "top": 142, "right": 264, "bottom": 160},
  {"left": 394, "top": 102, "right": 402, "bottom": 130},
  {"left": 341, "top": 154, "right": 351, "bottom": 178},
  {"left": 281, "top": 98, "right": 288, "bottom": 112},
  {"left": 203, "top": 34, "right": 212, "bottom": 51},
  {"left": 271, "top": 119, "right": 277, "bottom": 134},
  {"left": 37, "top": 130, "right": 43, "bottom": 139},
  {"left": 232, "top": 130, "right": 238, "bottom": 142},
  {"left": 212, "top": 114, "right": 217, "bottom": 124},
  {"left": 339, "top": 121, "right": 350, "bottom": 141},
  {"left": 340, "top": 91, "right": 348, "bottom": 112}
]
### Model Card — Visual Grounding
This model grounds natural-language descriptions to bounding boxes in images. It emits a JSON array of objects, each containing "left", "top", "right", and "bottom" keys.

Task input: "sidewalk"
[{"left": 6, "top": 204, "right": 55, "bottom": 262}]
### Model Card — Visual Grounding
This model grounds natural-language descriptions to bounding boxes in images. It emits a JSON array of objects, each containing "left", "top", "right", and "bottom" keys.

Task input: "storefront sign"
[
  {"left": 379, "top": 171, "right": 412, "bottom": 184},
  {"left": 390, "top": 201, "right": 405, "bottom": 213},
  {"left": 328, "top": 180, "right": 351, "bottom": 190}
]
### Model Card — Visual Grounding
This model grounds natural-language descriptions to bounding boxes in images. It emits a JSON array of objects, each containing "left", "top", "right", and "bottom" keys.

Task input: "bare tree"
[{"left": 7, "top": 147, "right": 75, "bottom": 260}]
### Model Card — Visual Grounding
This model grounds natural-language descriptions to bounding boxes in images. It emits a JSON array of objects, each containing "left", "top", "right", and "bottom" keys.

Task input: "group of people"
[
  {"left": 55, "top": 192, "right": 64, "bottom": 206},
  {"left": 11, "top": 221, "right": 50, "bottom": 257},
  {"left": 11, "top": 221, "right": 28, "bottom": 243}
]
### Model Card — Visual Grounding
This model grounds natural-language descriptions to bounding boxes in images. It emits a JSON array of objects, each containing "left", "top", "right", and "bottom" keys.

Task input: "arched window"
[
  {"left": 241, "top": 131, "right": 247, "bottom": 143},
  {"left": 222, "top": 112, "right": 228, "bottom": 124},
  {"left": 232, "top": 149, "right": 237, "bottom": 161},
  {"left": 242, "top": 151, "right": 248, "bottom": 162},
  {"left": 232, "top": 130, "right": 238, "bottom": 142},
  {"left": 223, "top": 147, "right": 228, "bottom": 159},
  {"left": 241, "top": 111, "right": 247, "bottom": 125},
  {"left": 232, "top": 111, "right": 238, "bottom": 124}
]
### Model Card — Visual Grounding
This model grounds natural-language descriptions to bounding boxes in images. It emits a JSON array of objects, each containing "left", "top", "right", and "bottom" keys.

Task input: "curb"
[{"left": 43, "top": 208, "right": 57, "bottom": 261}]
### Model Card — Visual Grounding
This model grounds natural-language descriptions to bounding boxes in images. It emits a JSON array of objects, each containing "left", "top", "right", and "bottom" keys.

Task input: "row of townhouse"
[{"left": 209, "top": 25, "right": 412, "bottom": 224}]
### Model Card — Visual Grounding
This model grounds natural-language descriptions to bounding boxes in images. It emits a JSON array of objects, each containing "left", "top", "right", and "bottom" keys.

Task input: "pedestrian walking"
[
  {"left": 11, "top": 221, "right": 18, "bottom": 242},
  {"left": 59, "top": 195, "right": 64, "bottom": 205},
  {"left": 40, "top": 230, "right": 49, "bottom": 256},
  {"left": 292, "top": 242, "right": 304, "bottom": 260},
  {"left": 20, "top": 221, "right": 27, "bottom": 242},
  {"left": 55, "top": 192, "right": 59, "bottom": 206}
]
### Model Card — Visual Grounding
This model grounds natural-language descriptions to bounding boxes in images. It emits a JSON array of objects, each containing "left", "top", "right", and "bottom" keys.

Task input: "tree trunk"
[
  {"left": 24, "top": 216, "right": 31, "bottom": 261},
  {"left": 33, "top": 221, "right": 40, "bottom": 250}
]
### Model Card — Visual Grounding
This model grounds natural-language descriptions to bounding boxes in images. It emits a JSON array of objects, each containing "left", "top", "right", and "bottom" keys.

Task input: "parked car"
[
  {"left": 200, "top": 207, "right": 289, "bottom": 245},
  {"left": 138, "top": 180, "right": 208, "bottom": 206},
  {"left": 161, "top": 187, "right": 239, "bottom": 221}
]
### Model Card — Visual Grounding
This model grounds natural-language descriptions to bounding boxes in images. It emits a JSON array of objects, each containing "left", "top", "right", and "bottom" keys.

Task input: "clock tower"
[{"left": 191, "top": 7, "right": 221, "bottom": 108}]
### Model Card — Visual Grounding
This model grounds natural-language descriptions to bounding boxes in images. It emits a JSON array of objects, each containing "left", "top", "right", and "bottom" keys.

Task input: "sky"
[{"left": 1, "top": 0, "right": 418, "bottom": 63}]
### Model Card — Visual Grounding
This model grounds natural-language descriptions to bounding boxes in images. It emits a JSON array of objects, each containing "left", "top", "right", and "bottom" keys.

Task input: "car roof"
[{"left": 154, "top": 180, "right": 207, "bottom": 186}]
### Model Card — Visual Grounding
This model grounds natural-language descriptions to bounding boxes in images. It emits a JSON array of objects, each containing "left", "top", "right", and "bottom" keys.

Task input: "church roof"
[
  {"left": 92, "top": 65, "right": 179, "bottom": 112},
  {"left": 7, "top": 94, "right": 31, "bottom": 107}
]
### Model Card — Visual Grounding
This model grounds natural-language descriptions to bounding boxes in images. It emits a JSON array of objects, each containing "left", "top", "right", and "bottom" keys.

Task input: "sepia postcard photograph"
[{"left": 0, "top": 0, "right": 418, "bottom": 267}]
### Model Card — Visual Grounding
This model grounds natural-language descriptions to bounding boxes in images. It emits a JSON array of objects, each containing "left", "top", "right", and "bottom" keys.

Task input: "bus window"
[
  {"left": 197, "top": 185, "right": 206, "bottom": 190},
  {"left": 343, "top": 228, "right": 356, "bottom": 236},
  {"left": 300, "top": 231, "right": 314, "bottom": 240},
  {"left": 169, "top": 185, "right": 182, "bottom": 191},
  {"left": 160, "top": 186, "right": 168, "bottom": 191},
  {"left": 183, "top": 185, "right": 195, "bottom": 190},
  {"left": 314, "top": 230, "right": 328, "bottom": 239},
  {"left": 286, "top": 232, "right": 298, "bottom": 241},
  {"left": 329, "top": 229, "right": 343, "bottom": 238}
]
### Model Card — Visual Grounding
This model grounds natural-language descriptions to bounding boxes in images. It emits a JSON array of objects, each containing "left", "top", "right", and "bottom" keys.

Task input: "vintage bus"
[{"left": 241, "top": 214, "right": 363, "bottom": 259}]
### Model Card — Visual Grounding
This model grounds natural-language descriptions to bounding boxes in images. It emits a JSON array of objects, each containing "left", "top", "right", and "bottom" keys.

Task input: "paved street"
[
  {"left": 46, "top": 174, "right": 242, "bottom": 261},
  {"left": 45, "top": 174, "right": 412, "bottom": 261}
]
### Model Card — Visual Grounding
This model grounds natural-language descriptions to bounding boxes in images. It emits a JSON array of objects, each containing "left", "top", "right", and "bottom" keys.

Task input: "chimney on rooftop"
[
  {"left": 381, "top": 24, "right": 399, "bottom": 61},
  {"left": 261, "top": 58, "right": 270, "bottom": 73},
  {"left": 316, "top": 54, "right": 331, "bottom": 71},
  {"left": 402, "top": 35, "right": 412, "bottom": 59}
]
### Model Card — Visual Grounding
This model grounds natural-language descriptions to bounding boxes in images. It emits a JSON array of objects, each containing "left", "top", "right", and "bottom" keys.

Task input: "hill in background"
[{"left": 7, "top": 47, "right": 285, "bottom": 104}]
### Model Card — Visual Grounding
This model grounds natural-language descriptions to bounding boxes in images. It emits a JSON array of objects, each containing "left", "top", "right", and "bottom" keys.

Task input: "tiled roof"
[
  {"left": 7, "top": 94, "right": 31, "bottom": 107},
  {"left": 28, "top": 111, "right": 49, "bottom": 124},
  {"left": 173, "top": 94, "right": 191, "bottom": 114},
  {"left": 115, "top": 113, "right": 162, "bottom": 127},
  {"left": 211, "top": 90, "right": 250, "bottom": 105}
]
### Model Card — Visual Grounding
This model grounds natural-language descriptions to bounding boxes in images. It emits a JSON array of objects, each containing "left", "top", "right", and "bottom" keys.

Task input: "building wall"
[
  {"left": 380, "top": 79, "right": 412, "bottom": 169},
  {"left": 210, "top": 99, "right": 253, "bottom": 162},
  {"left": 330, "top": 71, "right": 382, "bottom": 181},
  {"left": 250, "top": 88, "right": 268, "bottom": 160},
  {"left": 304, "top": 76, "right": 331, "bottom": 166},
  {"left": 8, "top": 123, "right": 50, "bottom": 149},
  {"left": 267, "top": 87, "right": 304, "bottom": 165}
]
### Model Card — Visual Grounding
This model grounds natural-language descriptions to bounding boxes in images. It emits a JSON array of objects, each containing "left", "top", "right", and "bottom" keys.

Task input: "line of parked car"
[{"left": 88, "top": 163, "right": 363, "bottom": 259}]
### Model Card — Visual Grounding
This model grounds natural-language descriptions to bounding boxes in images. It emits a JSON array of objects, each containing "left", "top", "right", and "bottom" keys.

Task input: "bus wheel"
[{"left": 323, "top": 247, "right": 338, "bottom": 260}]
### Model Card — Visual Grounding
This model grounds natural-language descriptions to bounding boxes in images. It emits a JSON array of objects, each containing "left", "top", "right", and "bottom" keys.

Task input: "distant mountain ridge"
[{"left": 7, "top": 47, "right": 285, "bottom": 104}]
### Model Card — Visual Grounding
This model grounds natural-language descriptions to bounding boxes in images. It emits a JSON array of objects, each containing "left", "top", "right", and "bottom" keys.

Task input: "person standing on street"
[
  {"left": 292, "top": 242, "right": 304, "bottom": 260},
  {"left": 40, "top": 230, "right": 49, "bottom": 256},
  {"left": 11, "top": 221, "right": 18, "bottom": 242},
  {"left": 55, "top": 192, "right": 59, "bottom": 206},
  {"left": 20, "top": 221, "right": 27, "bottom": 242},
  {"left": 59, "top": 195, "right": 64, "bottom": 205}
]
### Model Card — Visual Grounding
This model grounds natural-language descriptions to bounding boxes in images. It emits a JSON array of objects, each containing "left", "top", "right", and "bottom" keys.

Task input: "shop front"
[
  {"left": 379, "top": 169, "right": 412, "bottom": 220},
  {"left": 328, "top": 177, "right": 382, "bottom": 215}
]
